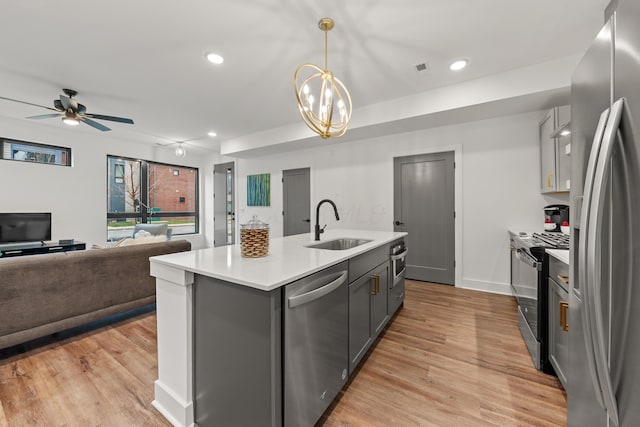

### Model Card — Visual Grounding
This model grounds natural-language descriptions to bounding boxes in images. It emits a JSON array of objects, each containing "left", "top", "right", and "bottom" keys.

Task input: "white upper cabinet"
[{"left": 540, "top": 105, "right": 571, "bottom": 193}]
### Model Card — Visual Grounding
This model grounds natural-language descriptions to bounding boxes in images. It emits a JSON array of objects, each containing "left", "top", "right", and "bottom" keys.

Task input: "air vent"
[{"left": 415, "top": 62, "right": 428, "bottom": 72}]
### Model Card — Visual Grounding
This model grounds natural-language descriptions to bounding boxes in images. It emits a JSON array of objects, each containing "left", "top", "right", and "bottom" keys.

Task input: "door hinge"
[
  {"left": 454, "top": 260, "right": 456, "bottom": 267},
  {"left": 282, "top": 211, "right": 284, "bottom": 216},
  {"left": 454, "top": 211, "right": 456, "bottom": 218}
]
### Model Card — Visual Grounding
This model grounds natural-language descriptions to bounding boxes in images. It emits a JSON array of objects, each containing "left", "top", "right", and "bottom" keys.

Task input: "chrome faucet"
[{"left": 315, "top": 199, "right": 340, "bottom": 240}]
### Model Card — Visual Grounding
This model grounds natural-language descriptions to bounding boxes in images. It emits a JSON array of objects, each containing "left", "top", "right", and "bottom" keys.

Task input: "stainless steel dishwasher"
[{"left": 283, "top": 261, "right": 349, "bottom": 427}]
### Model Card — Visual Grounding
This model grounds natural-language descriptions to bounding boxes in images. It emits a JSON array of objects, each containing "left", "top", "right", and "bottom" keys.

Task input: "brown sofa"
[{"left": 0, "top": 239, "right": 191, "bottom": 350}]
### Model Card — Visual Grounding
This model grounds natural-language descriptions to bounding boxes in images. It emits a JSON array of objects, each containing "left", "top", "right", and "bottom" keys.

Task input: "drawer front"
[
  {"left": 348, "top": 245, "right": 388, "bottom": 283},
  {"left": 548, "top": 254, "right": 569, "bottom": 292}
]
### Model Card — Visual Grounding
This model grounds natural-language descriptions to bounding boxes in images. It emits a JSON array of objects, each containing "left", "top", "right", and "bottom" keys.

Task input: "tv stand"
[{"left": 0, "top": 241, "right": 86, "bottom": 258}]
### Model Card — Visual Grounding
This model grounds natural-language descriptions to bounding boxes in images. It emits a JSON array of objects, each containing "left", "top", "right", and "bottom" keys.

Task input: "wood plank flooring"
[
  {"left": 319, "top": 281, "right": 567, "bottom": 426},
  {"left": 0, "top": 280, "right": 566, "bottom": 426}
]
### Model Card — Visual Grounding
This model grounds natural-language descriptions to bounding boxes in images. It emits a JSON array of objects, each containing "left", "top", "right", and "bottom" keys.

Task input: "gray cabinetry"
[
  {"left": 348, "top": 260, "right": 390, "bottom": 374},
  {"left": 540, "top": 105, "right": 571, "bottom": 193},
  {"left": 548, "top": 255, "right": 569, "bottom": 389},
  {"left": 193, "top": 275, "right": 283, "bottom": 427},
  {"left": 347, "top": 245, "right": 393, "bottom": 374}
]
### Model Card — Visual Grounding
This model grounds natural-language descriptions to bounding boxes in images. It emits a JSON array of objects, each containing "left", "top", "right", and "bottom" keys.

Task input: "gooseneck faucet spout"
[{"left": 315, "top": 199, "right": 340, "bottom": 241}]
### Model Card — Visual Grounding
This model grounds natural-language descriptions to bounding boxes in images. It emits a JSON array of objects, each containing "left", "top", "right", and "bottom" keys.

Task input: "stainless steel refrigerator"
[{"left": 569, "top": 0, "right": 640, "bottom": 425}]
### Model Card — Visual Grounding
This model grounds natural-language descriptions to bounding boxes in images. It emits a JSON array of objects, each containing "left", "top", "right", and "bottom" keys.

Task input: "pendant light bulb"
[{"left": 175, "top": 143, "right": 186, "bottom": 158}]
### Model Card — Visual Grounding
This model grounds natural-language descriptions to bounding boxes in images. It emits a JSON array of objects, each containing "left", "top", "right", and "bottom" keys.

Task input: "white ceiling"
[{"left": 0, "top": 0, "right": 609, "bottom": 154}]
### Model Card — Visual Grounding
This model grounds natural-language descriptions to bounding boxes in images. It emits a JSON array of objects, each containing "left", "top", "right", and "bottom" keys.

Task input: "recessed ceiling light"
[
  {"left": 206, "top": 53, "right": 224, "bottom": 65},
  {"left": 207, "top": 131, "right": 217, "bottom": 137},
  {"left": 449, "top": 59, "right": 468, "bottom": 71}
]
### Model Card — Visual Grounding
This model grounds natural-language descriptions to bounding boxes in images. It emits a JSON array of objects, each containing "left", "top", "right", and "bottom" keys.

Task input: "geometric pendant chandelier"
[{"left": 294, "top": 18, "right": 352, "bottom": 139}]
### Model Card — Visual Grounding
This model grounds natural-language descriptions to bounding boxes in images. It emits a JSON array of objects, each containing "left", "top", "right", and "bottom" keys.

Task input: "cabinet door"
[
  {"left": 556, "top": 105, "right": 572, "bottom": 192},
  {"left": 349, "top": 273, "right": 373, "bottom": 374},
  {"left": 548, "top": 278, "right": 569, "bottom": 388},
  {"left": 371, "top": 262, "right": 390, "bottom": 336},
  {"left": 540, "top": 109, "right": 557, "bottom": 193}
]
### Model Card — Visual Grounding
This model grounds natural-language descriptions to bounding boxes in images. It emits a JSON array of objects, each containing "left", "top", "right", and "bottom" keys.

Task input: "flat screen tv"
[{"left": 0, "top": 212, "right": 52, "bottom": 244}]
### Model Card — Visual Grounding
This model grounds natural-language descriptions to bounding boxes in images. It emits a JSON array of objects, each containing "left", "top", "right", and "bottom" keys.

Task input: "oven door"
[
  {"left": 514, "top": 248, "right": 541, "bottom": 339},
  {"left": 390, "top": 248, "right": 408, "bottom": 288}
]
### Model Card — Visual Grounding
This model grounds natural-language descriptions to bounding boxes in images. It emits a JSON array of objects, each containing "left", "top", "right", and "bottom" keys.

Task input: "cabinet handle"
[
  {"left": 560, "top": 301, "right": 569, "bottom": 332},
  {"left": 557, "top": 274, "right": 569, "bottom": 286},
  {"left": 370, "top": 274, "right": 380, "bottom": 295},
  {"left": 548, "top": 173, "right": 554, "bottom": 188}
]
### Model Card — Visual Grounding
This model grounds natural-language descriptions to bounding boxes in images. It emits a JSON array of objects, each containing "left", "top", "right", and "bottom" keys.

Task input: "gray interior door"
[
  {"left": 393, "top": 152, "right": 455, "bottom": 285},
  {"left": 214, "top": 162, "right": 235, "bottom": 247},
  {"left": 283, "top": 168, "right": 310, "bottom": 236}
]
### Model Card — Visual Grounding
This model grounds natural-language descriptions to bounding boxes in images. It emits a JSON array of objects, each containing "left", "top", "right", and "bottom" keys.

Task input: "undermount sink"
[{"left": 306, "top": 238, "right": 372, "bottom": 251}]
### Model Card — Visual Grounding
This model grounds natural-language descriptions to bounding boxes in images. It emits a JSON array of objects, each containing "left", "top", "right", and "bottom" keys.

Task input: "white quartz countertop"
[
  {"left": 150, "top": 229, "right": 407, "bottom": 291},
  {"left": 547, "top": 249, "right": 569, "bottom": 265}
]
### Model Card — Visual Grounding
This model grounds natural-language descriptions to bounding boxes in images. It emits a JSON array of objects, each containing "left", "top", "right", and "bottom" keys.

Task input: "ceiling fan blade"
[
  {"left": 53, "top": 99, "right": 64, "bottom": 111},
  {"left": 84, "top": 113, "right": 134, "bottom": 124},
  {"left": 81, "top": 117, "right": 111, "bottom": 131},
  {"left": 26, "top": 113, "right": 63, "bottom": 120},
  {"left": 0, "top": 96, "right": 58, "bottom": 111},
  {"left": 59, "top": 94, "right": 78, "bottom": 111}
]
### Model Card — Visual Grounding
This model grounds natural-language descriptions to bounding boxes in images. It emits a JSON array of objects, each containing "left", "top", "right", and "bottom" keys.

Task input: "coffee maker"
[{"left": 544, "top": 204, "right": 569, "bottom": 232}]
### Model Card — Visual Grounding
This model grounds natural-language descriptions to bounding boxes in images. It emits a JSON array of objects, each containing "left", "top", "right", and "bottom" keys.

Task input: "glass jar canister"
[{"left": 240, "top": 215, "right": 269, "bottom": 257}]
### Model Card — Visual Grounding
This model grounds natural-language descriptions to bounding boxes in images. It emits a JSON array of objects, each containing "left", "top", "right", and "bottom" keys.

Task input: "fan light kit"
[
  {"left": 62, "top": 111, "right": 80, "bottom": 126},
  {"left": 0, "top": 88, "right": 134, "bottom": 132},
  {"left": 294, "top": 18, "right": 352, "bottom": 139}
]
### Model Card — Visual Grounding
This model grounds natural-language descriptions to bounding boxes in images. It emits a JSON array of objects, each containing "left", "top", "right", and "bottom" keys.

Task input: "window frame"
[
  {"left": 1, "top": 137, "right": 72, "bottom": 166},
  {"left": 106, "top": 155, "right": 199, "bottom": 237}
]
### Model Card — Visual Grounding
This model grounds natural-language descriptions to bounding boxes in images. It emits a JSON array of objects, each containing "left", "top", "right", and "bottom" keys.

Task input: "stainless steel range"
[{"left": 509, "top": 231, "right": 569, "bottom": 372}]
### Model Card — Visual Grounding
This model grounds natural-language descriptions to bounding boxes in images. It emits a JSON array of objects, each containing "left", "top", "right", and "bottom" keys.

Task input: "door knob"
[
  {"left": 394, "top": 220, "right": 404, "bottom": 226},
  {"left": 303, "top": 219, "right": 311, "bottom": 223}
]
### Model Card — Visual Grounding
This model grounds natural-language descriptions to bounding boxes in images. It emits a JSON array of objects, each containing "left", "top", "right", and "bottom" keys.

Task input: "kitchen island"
[{"left": 149, "top": 229, "right": 407, "bottom": 427}]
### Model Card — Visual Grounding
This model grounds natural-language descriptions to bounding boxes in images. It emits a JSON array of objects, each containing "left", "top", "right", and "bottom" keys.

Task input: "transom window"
[
  {"left": 106, "top": 155, "right": 199, "bottom": 241},
  {"left": 1, "top": 137, "right": 71, "bottom": 166}
]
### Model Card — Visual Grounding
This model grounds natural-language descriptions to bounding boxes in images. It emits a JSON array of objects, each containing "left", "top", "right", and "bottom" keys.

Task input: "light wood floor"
[{"left": 0, "top": 281, "right": 566, "bottom": 426}]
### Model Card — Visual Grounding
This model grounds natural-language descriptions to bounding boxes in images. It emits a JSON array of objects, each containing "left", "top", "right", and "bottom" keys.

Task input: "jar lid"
[{"left": 241, "top": 215, "right": 269, "bottom": 229}]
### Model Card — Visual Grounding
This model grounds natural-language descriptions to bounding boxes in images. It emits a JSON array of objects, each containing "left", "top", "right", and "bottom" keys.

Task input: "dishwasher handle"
[{"left": 288, "top": 271, "right": 348, "bottom": 308}]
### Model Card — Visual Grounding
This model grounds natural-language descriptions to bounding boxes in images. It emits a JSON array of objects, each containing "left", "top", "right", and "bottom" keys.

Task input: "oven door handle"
[
  {"left": 390, "top": 248, "right": 408, "bottom": 261},
  {"left": 515, "top": 248, "right": 541, "bottom": 271}
]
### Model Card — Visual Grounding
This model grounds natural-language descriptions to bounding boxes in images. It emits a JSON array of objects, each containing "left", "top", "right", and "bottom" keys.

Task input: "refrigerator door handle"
[
  {"left": 579, "top": 107, "right": 611, "bottom": 411},
  {"left": 587, "top": 98, "right": 625, "bottom": 427}
]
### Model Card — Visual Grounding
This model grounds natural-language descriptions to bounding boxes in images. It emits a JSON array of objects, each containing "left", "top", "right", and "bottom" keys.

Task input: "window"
[
  {"left": 107, "top": 156, "right": 199, "bottom": 241},
  {"left": 1, "top": 137, "right": 71, "bottom": 166},
  {"left": 114, "top": 163, "right": 125, "bottom": 183}
]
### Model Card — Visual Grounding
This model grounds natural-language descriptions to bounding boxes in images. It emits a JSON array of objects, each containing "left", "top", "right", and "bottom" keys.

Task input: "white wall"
[
  {"left": 0, "top": 117, "right": 210, "bottom": 249},
  {"left": 1, "top": 110, "right": 571, "bottom": 295},
  {"left": 229, "top": 110, "right": 570, "bottom": 294}
]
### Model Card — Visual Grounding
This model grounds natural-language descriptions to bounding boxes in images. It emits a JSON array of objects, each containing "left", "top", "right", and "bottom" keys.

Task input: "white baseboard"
[
  {"left": 459, "top": 278, "right": 513, "bottom": 296},
  {"left": 153, "top": 380, "right": 194, "bottom": 427}
]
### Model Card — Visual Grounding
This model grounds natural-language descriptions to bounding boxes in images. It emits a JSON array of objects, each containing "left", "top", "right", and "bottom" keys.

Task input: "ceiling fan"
[{"left": 0, "top": 88, "right": 134, "bottom": 132}]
